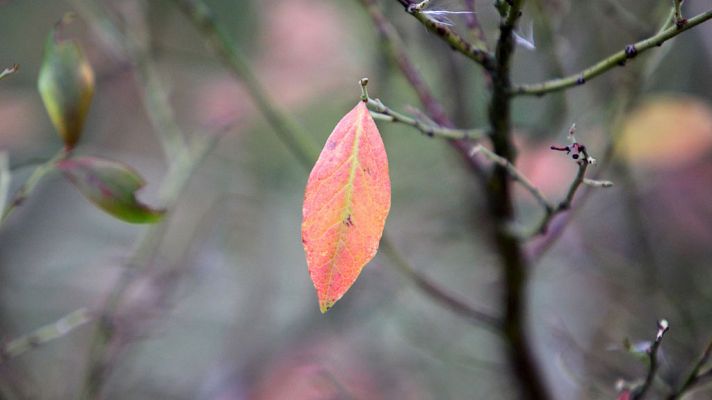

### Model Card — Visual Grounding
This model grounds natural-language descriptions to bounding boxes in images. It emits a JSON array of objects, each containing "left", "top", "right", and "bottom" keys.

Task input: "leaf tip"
[{"left": 319, "top": 299, "right": 335, "bottom": 314}]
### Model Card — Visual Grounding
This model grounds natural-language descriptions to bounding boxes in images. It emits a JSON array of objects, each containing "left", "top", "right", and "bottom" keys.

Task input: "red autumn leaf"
[{"left": 302, "top": 101, "right": 391, "bottom": 313}]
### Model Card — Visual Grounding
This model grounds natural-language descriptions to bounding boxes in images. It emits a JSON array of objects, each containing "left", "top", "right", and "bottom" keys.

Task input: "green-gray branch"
[
  {"left": 395, "top": 0, "right": 495, "bottom": 71},
  {"left": 511, "top": 8, "right": 712, "bottom": 96},
  {"left": 367, "top": 98, "right": 486, "bottom": 141},
  {"left": 0, "top": 308, "right": 92, "bottom": 362}
]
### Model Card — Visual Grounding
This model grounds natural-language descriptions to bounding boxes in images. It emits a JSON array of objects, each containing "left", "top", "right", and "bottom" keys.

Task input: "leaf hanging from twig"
[{"left": 302, "top": 102, "right": 391, "bottom": 313}]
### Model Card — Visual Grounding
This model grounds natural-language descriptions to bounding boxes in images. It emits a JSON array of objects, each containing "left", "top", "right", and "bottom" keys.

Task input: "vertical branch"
[
  {"left": 632, "top": 319, "right": 670, "bottom": 400},
  {"left": 487, "top": 1, "right": 551, "bottom": 399}
]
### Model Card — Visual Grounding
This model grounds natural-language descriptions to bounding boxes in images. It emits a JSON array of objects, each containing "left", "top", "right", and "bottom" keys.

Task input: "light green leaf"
[
  {"left": 57, "top": 157, "right": 164, "bottom": 224},
  {"left": 38, "top": 21, "right": 95, "bottom": 148}
]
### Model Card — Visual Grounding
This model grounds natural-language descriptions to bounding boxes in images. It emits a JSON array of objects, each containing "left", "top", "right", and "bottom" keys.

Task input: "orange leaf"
[{"left": 302, "top": 101, "right": 391, "bottom": 313}]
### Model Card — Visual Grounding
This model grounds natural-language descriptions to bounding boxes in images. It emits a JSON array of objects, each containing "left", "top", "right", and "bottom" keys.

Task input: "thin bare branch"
[
  {"left": 395, "top": 0, "right": 495, "bottom": 70},
  {"left": 470, "top": 145, "right": 552, "bottom": 214},
  {"left": 0, "top": 309, "right": 92, "bottom": 363},
  {"left": 510, "top": 9, "right": 712, "bottom": 96},
  {"left": 632, "top": 319, "right": 670, "bottom": 400},
  {"left": 367, "top": 97, "right": 486, "bottom": 140}
]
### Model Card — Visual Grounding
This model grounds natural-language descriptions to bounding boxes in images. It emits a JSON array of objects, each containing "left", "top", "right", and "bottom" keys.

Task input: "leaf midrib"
[{"left": 323, "top": 105, "right": 365, "bottom": 308}]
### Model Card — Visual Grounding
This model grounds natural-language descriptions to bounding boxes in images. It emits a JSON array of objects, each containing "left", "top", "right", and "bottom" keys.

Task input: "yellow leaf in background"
[{"left": 618, "top": 95, "right": 712, "bottom": 168}]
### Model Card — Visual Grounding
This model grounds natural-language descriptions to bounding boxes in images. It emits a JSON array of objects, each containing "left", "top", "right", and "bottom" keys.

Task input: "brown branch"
[
  {"left": 632, "top": 319, "right": 670, "bottom": 400},
  {"left": 394, "top": 0, "right": 495, "bottom": 70},
  {"left": 486, "top": 1, "right": 552, "bottom": 399},
  {"left": 667, "top": 338, "right": 712, "bottom": 399}
]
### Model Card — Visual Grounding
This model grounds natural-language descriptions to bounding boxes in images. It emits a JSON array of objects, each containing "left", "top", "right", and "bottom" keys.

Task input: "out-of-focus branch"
[
  {"left": 0, "top": 309, "right": 92, "bottom": 363},
  {"left": 67, "top": 4, "right": 225, "bottom": 398},
  {"left": 367, "top": 97, "right": 486, "bottom": 140},
  {"left": 171, "top": 0, "right": 319, "bottom": 169},
  {"left": 667, "top": 338, "right": 712, "bottom": 399},
  {"left": 380, "top": 240, "right": 501, "bottom": 332},
  {"left": 470, "top": 145, "right": 552, "bottom": 214},
  {"left": 510, "top": 9, "right": 712, "bottom": 96},
  {"left": 462, "top": 0, "right": 489, "bottom": 51},
  {"left": 0, "top": 149, "right": 68, "bottom": 227},
  {"left": 394, "top": 0, "right": 495, "bottom": 70},
  {"left": 70, "top": 0, "right": 187, "bottom": 162},
  {"left": 631, "top": 319, "right": 670, "bottom": 400},
  {"left": 0, "top": 64, "right": 18, "bottom": 80},
  {"left": 0, "top": 153, "right": 10, "bottom": 218}
]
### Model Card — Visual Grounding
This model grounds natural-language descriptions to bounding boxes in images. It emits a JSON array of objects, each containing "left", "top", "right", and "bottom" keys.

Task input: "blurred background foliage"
[{"left": 0, "top": 0, "right": 711, "bottom": 399}]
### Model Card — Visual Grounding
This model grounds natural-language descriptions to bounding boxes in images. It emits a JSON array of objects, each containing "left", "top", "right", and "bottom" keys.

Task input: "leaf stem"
[
  {"left": 0, "top": 149, "right": 68, "bottom": 227},
  {"left": 510, "top": 9, "right": 712, "bottom": 96}
]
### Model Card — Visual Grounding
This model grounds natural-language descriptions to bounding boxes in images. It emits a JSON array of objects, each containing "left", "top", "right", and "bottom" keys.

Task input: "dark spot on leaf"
[{"left": 344, "top": 215, "right": 354, "bottom": 227}]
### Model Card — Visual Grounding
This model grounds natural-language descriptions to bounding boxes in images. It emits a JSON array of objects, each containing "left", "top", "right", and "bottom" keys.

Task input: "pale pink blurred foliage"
[
  {"left": 648, "top": 162, "right": 712, "bottom": 248},
  {"left": 194, "top": 0, "right": 362, "bottom": 129},
  {"left": 245, "top": 340, "right": 382, "bottom": 400},
  {"left": 516, "top": 137, "right": 580, "bottom": 197}
]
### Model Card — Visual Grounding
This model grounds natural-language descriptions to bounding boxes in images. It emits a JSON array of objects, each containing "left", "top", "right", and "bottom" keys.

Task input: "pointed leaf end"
[{"left": 319, "top": 299, "right": 335, "bottom": 314}]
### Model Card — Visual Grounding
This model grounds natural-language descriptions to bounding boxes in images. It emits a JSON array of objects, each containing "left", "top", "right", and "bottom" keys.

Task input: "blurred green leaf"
[
  {"left": 56, "top": 156, "right": 164, "bottom": 224},
  {"left": 37, "top": 20, "right": 94, "bottom": 148}
]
